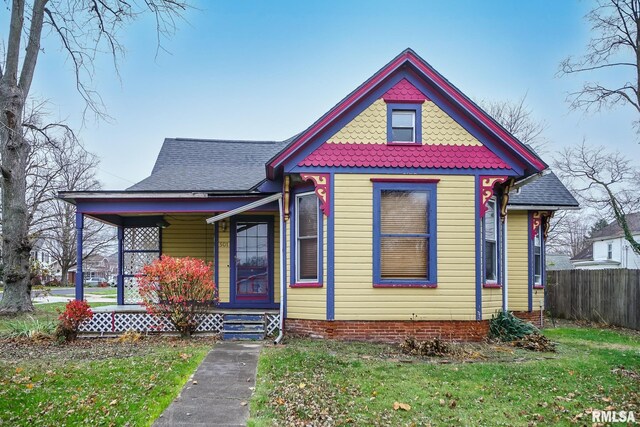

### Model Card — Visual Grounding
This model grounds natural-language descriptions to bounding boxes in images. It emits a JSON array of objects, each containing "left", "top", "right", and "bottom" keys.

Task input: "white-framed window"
[
  {"left": 484, "top": 199, "right": 498, "bottom": 283},
  {"left": 534, "top": 231, "right": 542, "bottom": 285},
  {"left": 295, "top": 192, "right": 320, "bottom": 283},
  {"left": 607, "top": 242, "right": 613, "bottom": 260},
  {"left": 391, "top": 110, "right": 416, "bottom": 142}
]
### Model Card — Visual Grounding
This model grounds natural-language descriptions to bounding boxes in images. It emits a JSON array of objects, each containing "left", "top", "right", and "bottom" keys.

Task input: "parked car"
[{"left": 84, "top": 277, "right": 107, "bottom": 287}]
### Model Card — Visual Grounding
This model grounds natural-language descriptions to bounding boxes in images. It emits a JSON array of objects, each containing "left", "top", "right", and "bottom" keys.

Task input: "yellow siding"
[
  {"left": 328, "top": 99, "right": 387, "bottom": 143},
  {"left": 285, "top": 214, "right": 327, "bottom": 320},
  {"left": 326, "top": 99, "right": 482, "bottom": 146},
  {"left": 162, "top": 213, "right": 279, "bottom": 305},
  {"left": 333, "top": 174, "right": 476, "bottom": 321},
  {"left": 423, "top": 102, "right": 482, "bottom": 146},
  {"left": 482, "top": 289, "right": 503, "bottom": 319},
  {"left": 507, "top": 211, "right": 529, "bottom": 311}
]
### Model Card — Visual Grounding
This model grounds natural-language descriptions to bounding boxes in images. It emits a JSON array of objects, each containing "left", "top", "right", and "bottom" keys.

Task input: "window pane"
[
  {"left": 298, "top": 194, "right": 318, "bottom": 237},
  {"left": 381, "top": 190, "right": 428, "bottom": 234},
  {"left": 392, "top": 127, "right": 414, "bottom": 142},
  {"left": 534, "top": 253, "right": 541, "bottom": 283},
  {"left": 392, "top": 111, "right": 414, "bottom": 127},
  {"left": 299, "top": 238, "right": 318, "bottom": 280},
  {"left": 380, "top": 237, "right": 428, "bottom": 279},
  {"left": 485, "top": 201, "right": 496, "bottom": 240},
  {"left": 485, "top": 241, "right": 496, "bottom": 281}
]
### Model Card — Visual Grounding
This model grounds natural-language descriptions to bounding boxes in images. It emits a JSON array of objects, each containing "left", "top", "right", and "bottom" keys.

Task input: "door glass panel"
[{"left": 236, "top": 222, "right": 269, "bottom": 301}]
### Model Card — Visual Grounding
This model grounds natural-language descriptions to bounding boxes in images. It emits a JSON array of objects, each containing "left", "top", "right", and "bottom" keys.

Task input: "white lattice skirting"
[
  {"left": 79, "top": 312, "right": 280, "bottom": 336},
  {"left": 79, "top": 312, "right": 225, "bottom": 334}
]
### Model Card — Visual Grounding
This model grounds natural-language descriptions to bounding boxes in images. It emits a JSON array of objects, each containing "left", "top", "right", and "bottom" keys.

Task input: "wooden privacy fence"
[{"left": 546, "top": 269, "right": 640, "bottom": 330}]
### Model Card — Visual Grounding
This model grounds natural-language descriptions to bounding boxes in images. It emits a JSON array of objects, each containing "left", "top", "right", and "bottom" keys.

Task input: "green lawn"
[
  {"left": 249, "top": 327, "right": 640, "bottom": 426},
  {"left": 0, "top": 303, "right": 213, "bottom": 426}
]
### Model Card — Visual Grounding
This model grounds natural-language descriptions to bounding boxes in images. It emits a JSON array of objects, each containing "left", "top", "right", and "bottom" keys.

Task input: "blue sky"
[{"left": 6, "top": 0, "right": 640, "bottom": 188}]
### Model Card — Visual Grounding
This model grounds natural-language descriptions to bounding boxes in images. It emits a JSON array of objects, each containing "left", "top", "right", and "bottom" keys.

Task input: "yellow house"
[{"left": 60, "top": 49, "right": 578, "bottom": 341}]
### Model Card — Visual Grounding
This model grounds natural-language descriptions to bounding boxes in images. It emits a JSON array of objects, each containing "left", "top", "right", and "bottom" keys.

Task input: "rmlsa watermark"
[{"left": 592, "top": 410, "right": 636, "bottom": 423}]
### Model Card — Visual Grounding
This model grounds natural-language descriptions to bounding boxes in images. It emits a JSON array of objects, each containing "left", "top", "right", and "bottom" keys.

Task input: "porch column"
[
  {"left": 75, "top": 212, "right": 84, "bottom": 301},
  {"left": 117, "top": 226, "right": 124, "bottom": 305}
]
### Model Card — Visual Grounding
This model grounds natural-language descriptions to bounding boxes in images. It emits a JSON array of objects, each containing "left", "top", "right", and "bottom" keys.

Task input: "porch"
[{"left": 61, "top": 192, "right": 286, "bottom": 338}]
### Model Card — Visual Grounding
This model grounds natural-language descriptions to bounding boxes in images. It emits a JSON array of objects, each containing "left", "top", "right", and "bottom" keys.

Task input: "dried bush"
[{"left": 400, "top": 336, "right": 450, "bottom": 357}]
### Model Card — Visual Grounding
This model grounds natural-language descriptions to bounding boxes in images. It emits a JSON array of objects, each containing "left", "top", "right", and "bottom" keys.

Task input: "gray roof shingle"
[
  {"left": 127, "top": 138, "right": 289, "bottom": 192},
  {"left": 509, "top": 172, "right": 579, "bottom": 208},
  {"left": 589, "top": 212, "right": 640, "bottom": 240}
]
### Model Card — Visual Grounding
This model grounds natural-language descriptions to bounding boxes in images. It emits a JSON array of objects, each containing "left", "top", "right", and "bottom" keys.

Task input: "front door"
[{"left": 231, "top": 217, "right": 274, "bottom": 307}]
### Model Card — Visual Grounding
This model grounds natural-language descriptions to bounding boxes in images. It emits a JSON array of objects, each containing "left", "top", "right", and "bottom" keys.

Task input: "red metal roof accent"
[
  {"left": 382, "top": 78, "right": 427, "bottom": 103},
  {"left": 299, "top": 143, "right": 511, "bottom": 169}
]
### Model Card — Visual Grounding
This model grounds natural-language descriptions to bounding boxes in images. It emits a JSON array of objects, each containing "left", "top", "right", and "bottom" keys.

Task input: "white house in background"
[{"left": 571, "top": 213, "right": 640, "bottom": 270}]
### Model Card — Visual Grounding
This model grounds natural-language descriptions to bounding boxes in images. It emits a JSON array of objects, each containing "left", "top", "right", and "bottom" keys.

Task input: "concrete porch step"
[{"left": 223, "top": 332, "right": 265, "bottom": 341}]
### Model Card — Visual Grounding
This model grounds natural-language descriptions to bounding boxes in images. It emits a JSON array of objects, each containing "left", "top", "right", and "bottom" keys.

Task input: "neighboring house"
[
  {"left": 68, "top": 252, "right": 119, "bottom": 284},
  {"left": 30, "top": 239, "right": 57, "bottom": 282},
  {"left": 571, "top": 213, "right": 640, "bottom": 270},
  {"left": 59, "top": 49, "right": 578, "bottom": 341}
]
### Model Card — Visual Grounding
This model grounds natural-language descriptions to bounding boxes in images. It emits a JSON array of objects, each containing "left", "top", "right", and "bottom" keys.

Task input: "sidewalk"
[{"left": 153, "top": 341, "right": 262, "bottom": 427}]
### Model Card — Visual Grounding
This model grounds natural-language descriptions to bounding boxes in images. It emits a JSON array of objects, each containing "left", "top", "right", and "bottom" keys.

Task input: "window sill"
[
  {"left": 533, "top": 285, "right": 544, "bottom": 289},
  {"left": 386, "top": 141, "right": 422, "bottom": 146},
  {"left": 483, "top": 283, "right": 502, "bottom": 288},
  {"left": 373, "top": 283, "right": 437, "bottom": 288},
  {"left": 290, "top": 282, "right": 323, "bottom": 288}
]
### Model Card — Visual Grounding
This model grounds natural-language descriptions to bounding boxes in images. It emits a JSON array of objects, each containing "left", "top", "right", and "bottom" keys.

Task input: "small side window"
[{"left": 607, "top": 242, "right": 613, "bottom": 260}]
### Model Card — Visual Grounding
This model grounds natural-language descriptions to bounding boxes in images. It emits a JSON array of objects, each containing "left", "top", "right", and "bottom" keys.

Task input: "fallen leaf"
[
  {"left": 439, "top": 399, "right": 446, "bottom": 406},
  {"left": 179, "top": 353, "right": 190, "bottom": 360},
  {"left": 15, "top": 367, "right": 23, "bottom": 374},
  {"left": 240, "top": 401, "right": 247, "bottom": 406},
  {"left": 393, "top": 401, "right": 411, "bottom": 411},
  {"left": 449, "top": 399, "right": 457, "bottom": 409},
  {"left": 276, "top": 398, "right": 285, "bottom": 405},
  {"left": 192, "top": 380, "right": 198, "bottom": 385},
  {"left": 298, "top": 383, "right": 306, "bottom": 389},
  {"left": 109, "top": 399, "right": 118, "bottom": 406},
  {"left": 26, "top": 383, "right": 34, "bottom": 389}
]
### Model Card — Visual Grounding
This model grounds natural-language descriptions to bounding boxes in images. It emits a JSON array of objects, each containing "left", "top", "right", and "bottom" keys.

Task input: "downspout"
[
  {"left": 274, "top": 195, "right": 286, "bottom": 344},
  {"left": 503, "top": 214, "right": 509, "bottom": 312}
]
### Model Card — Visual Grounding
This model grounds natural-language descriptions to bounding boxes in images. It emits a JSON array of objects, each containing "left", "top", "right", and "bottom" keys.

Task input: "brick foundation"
[
  {"left": 285, "top": 319, "right": 490, "bottom": 342},
  {"left": 512, "top": 311, "right": 544, "bottom": 328},
  {"left": 285, "top": 311, "right": 544, "bottom": 343}
]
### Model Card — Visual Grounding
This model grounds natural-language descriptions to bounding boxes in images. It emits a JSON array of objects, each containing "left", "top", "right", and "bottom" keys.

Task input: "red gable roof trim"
[
  {"left": 267, "top": 50, "right": 545, "bottom": 177},
  {"left": 299, "top": 143, "right": 511, "bottom": 170}
]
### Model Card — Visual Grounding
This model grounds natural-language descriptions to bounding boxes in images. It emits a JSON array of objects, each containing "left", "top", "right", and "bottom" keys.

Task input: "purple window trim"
[
  {"left": 386, "top": 103, "right": 422, "bottom": 145},
  {"left": 290, "top": 187, "right": 324, "bottom": 288},
  {"left": 373, "top": 283, "right": 437, "bottom": 288},
  {"left": 290, "top": 282, "right": 323, "bottom": 288},
  {"left": 372, "top": 181, "right": 438, "bottom": 287}
]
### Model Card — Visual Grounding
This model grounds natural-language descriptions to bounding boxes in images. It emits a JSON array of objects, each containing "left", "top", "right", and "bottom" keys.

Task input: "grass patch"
[
  {"left": 249, "top": 328, "right": 640, "bottom": 426},
  {"left": 0, "top": 338, "right": 210, "bottom": 426},
  {"left": 0, "top": 302, "right": 113, "bottom": 335}
]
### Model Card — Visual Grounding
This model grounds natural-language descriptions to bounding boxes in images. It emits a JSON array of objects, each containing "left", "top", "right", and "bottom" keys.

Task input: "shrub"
[
  {"left": 4, "top": 316, "right": 57, "bottom": 340},
  {"left": 489, "top": 310, "right": 538, "bottom": 342},
  {"left": 137, "top": 255, "right": 216, "bottom": 338},
  {"left": 45, "top": 278, "right": 62, "bottom": 287},
  {"left": 56, "top": 300, "right": 93, "bottom": 342}
]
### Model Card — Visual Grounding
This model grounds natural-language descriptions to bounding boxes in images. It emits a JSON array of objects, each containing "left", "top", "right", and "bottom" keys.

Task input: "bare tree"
[
  {"left": 546, "top": 210, "right": 592, "bottom": 257},
  {"left": 555, "top": 143, "right": 640, "bottom": 255},
  {"left": 38, "top": 142, "right": 115, "bottom": 285},
  {"left": 480, "top": 96, "right": 548, "bottom": 154},
  {"left": 559, "top": 0, "right": 640, "bottom": 136},
  {"left": 0, "top": 0, "right": 188, "bottom": 313}
]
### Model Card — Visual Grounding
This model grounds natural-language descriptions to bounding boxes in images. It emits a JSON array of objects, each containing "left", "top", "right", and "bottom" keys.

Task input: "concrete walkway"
[{"left": 153, "top": 341, "right": 262, "bottom": 427}]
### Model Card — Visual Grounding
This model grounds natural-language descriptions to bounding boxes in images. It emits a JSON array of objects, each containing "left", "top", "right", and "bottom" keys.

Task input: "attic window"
[
  {"left": 391, "top": 111, "right": 415, "bottom": 142},
  {"left": 386, "top": 104, "right": 422, "bottom": 144}
]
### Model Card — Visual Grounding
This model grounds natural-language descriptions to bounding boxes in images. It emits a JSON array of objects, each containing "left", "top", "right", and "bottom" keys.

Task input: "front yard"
[
  {"left": 0, "top": 303, "right": 212, "bottom": 426},
  {"left": 249, "top": 327, "right": 640, "bottom": 426},
  {"left": 1, "top": 305, "right": 638, "bottom": 426}
]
